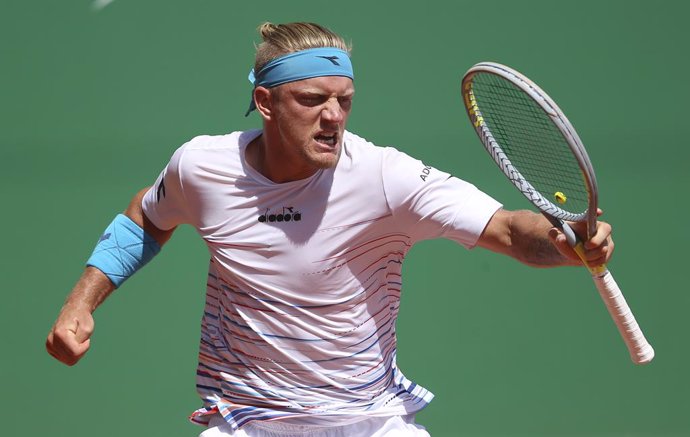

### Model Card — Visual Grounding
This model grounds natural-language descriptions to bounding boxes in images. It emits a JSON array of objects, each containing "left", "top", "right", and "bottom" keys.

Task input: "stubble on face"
[{"left": 265, "top": 77, "right": 354, "bottom": 180}]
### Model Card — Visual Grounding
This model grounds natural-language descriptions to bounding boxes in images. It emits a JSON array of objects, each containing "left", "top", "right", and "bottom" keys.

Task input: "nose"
[{"left": 321, "top": 98, "right": 344, "bottom": 123}]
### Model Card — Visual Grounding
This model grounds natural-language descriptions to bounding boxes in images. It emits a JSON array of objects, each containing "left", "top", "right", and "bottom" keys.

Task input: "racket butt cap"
[{"left": 632, "top": 345, "right": 655, "bottom": 365}]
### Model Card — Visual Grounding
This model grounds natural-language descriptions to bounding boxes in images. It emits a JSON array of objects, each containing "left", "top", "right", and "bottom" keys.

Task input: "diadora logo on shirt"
[{"left": 258, "top": 206, "right": 302, "bottom": 223}]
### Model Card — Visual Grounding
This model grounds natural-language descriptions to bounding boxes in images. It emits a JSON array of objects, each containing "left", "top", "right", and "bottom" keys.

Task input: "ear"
[{"left": 254, "top": 87, "right": 273, "bottom": 121}]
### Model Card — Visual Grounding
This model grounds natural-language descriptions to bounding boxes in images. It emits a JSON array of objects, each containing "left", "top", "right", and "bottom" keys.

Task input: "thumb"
[
  {"left": 548, "top": 227, "right": 565, "bottom": 244},
  {"left": 548, "top": 227, "right": 581, "bottom": 264},
  {"left": 72, "top": 314, "right": 94, "bottom": 344}
]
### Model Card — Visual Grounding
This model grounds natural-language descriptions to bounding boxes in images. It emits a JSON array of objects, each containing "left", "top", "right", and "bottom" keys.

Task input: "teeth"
[{"left": 316, "top": 135, "right": 336, "bottom": 145}]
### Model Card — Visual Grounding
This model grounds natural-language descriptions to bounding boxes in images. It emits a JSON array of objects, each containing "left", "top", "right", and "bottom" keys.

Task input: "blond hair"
[{"left": 253, "top": 22, "right": 351, "bottom": 73}]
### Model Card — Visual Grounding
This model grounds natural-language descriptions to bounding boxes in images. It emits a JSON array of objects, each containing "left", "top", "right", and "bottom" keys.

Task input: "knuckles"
[{"left": 46, "top": 327, "right": 89, "bottom": 366}]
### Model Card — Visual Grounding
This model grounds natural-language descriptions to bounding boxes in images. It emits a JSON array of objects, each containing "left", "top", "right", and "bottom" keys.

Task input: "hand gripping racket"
[{"left": 461, "top": 62, "right": 654, "bottom": 364}]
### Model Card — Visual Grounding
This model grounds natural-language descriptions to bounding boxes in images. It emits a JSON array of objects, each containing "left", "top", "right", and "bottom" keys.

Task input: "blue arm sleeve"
[{"left": 86, "top": 214, "right": 162, "bottom": 288}]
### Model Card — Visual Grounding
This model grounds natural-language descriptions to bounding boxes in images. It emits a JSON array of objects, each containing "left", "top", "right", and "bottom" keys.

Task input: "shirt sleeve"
[
  {"left": 141, "top": 144, "right": 192, "bottom": 231},
  {"left": 381, "top": 147, "right": 502, "bottom": 248}
]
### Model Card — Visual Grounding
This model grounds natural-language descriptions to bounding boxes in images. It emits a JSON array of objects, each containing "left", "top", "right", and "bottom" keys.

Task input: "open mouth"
[{"left": 314, "top": 132, "right": 338, "bottom": 147}]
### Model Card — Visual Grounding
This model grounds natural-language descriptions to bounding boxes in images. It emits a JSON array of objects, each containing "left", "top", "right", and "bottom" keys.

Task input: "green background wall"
[{"left": 2, "top": 1, "right": 688, "bottom": 435}]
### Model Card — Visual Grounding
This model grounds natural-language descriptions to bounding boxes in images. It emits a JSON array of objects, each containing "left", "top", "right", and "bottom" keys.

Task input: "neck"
[{"left": 246, "top": 133, "right": 318, "bottom": 183}]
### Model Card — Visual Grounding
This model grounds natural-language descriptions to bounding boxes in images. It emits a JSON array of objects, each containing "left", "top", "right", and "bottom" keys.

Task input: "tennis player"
[{"left": 46, "top": 22, "right": 613, "bottom": 437}]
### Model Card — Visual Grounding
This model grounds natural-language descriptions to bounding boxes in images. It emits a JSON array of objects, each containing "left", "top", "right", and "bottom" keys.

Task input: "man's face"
[{"left": 266, "top": 76, "right": 354, "bottom": 175}]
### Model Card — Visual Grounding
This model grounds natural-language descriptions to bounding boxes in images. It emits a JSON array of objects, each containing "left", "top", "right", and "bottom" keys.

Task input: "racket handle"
[{"left": 591, "top": 270, "right": 655, "bottom": 364}]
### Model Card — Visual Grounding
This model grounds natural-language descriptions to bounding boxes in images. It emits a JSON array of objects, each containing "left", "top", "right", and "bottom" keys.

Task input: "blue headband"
[{"left": 245, "top": 47, "right": 354, "bottom": 116}]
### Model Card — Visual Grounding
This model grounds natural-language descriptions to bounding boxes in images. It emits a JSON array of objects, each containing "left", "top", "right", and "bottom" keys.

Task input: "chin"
[
  {"left": 310, "top": 154, "right": 340, "bottom": 170},
  {"left": 306, "top": 145, "right": 341, "bottom": 169}
]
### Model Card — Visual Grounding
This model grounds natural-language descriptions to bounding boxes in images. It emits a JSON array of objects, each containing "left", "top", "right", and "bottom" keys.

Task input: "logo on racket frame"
[{"left": 464, "top": 83, "right": 484, "bottom": 128}]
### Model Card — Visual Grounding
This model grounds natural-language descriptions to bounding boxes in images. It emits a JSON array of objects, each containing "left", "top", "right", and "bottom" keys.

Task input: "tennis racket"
[{"left": 461, "top": 62, "right": 654, "bottom": 364}]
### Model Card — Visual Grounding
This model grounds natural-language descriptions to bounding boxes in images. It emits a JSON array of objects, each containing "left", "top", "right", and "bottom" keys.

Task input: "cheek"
[{"left": 281, "top": 109, "right": 320, "bottom": 132}]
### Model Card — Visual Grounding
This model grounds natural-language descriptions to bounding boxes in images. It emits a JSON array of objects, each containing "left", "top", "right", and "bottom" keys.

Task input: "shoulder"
[
  {"left": 344, "top": 131, "right": 423, "bottom": 163},
  {"left": 342, "top": 130, "right": 383, "bottom": 156},
  {"left": 179, "top": 130, "right": 257, "bottom": 153},
  {"left": 162, "top": 130, "right": 259, "bottom": 185},
  {"left": 335, "top": 131, "right": 383, "bottom": 175},
  {"left": 339, "top": 131, "right": 436, "bottom": 189},
  {"left": 342, "top": 130, "right": 421, "bottom": 168},
  {"left": 171, "top": 130, "right": 258, "bottom": 165}
]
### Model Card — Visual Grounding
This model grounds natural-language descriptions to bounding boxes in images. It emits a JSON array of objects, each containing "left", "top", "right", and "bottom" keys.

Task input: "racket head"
[{"left": 461, "top": 62, "right": 599, "bottom": 237}]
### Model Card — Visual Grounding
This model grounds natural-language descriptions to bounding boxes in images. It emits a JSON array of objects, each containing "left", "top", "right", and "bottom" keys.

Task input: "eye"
[
  {"left": 297, "top": 94, "right": 327, "bottom": 107},
  {"left": 338, "top": 96, "right": 353, "bottom": 111}
]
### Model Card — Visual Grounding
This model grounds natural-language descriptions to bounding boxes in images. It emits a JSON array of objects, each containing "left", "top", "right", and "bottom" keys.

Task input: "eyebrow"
[{"left": 295, "top": 87, "right": 355, "bottom": 97}]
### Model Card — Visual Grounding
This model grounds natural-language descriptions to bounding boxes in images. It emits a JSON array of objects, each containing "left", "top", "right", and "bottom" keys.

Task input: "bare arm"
[
  {"left": 46, "top": 187, "right": 175, "bottom": 366},
  {"left": 477, "top": 209, "right": 613, "bottom": 268}
]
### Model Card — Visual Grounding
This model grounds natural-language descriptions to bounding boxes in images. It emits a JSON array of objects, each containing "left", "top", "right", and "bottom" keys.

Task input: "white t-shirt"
[{"left": 141, "top": 130, "right": 502, "bottom": 431}]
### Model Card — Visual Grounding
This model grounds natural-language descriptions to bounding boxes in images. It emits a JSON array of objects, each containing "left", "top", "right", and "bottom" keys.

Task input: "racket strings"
[{"left": 471, "top": 74, "right": 589, "bottom": 215}]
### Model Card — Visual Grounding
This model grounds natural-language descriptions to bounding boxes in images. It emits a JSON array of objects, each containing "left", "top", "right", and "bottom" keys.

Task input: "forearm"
[
  {"left": 64, "top": 187, "right": 171, "bottom": 312},
  {"left": 507, "top": 210, "right": 577, "bottom": 267},
  {"left": 62, "top": 267, "right": 116, "bottom": 313},
  {"left": 479, "top": 209, "right": 578, "bottom": 268}
]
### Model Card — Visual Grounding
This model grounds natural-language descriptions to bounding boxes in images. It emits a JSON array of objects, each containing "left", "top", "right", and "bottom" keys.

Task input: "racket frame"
[{"left": 462, "top": 62, "right": 599, "bottom": 238}]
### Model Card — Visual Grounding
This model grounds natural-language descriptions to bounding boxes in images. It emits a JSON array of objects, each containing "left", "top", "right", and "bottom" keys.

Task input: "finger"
[
  {"left": 592, "top": 240, "right": 614, "bottom": 265},
  {"left": 60, "top": 330, "right": 91, "bottom": 357},
  {"left": 47, "top": 334, "right": 82, "bottom": 366},
  {"left": 47, "top": 347, "right": 64, "bottom": 363},
  {"left": 584, "top": 238, "right": 615, "bottom": 265},
  {"left": 585, "top": 222, "right": 612, "bottom": 249},
  {"left": 58, "top": 340, "right": 91, "bottom": 366},
  {"left": 46, "top": 341, "right": 70, "bottom": 364},
  {"left": 73, "top": 316, "right": 94, "bottom": 344},
  {"left": 583, "top": 250, "right": 608, "bottom": 268},
  {"left": 47, "top": 348, "right": 59, "bottom": 360},
  {"left": 548, "top": 227, "right": 567, "bottom": 247},
  {"left": 46, "top": 328, "right": 68, "bottom": 357},
  {"left": 52, "top": 326, "right": 91, "bottom": 362},
  {"left": 548, "top": 227, "right": 561, "bottom": 242},
  {"left": 46, "top": 331, "right": 58, "bottom": 357},
  {"left": 548, "top": 228, "right": 581, "bottom": 263}
]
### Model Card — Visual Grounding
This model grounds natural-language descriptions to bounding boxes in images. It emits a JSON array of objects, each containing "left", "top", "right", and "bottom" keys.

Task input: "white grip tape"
[{"left": 592, "top": 270, "right": 655, "bottom": 364}]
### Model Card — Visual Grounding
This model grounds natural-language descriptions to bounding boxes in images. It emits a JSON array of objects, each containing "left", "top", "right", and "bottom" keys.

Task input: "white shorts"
[{"left": 198, "top": 414, "right": 431, "bottom": 437}]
